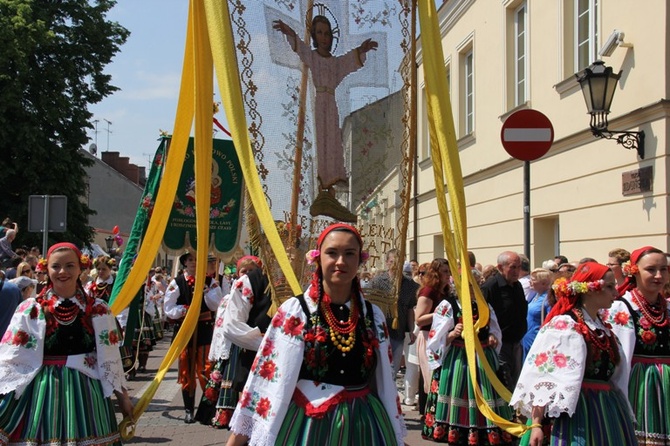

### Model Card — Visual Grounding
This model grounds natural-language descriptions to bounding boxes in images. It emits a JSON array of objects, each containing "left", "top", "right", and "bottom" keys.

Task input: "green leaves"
[{"left": 0, "top": 0, "right": 129, "bottom": 247}]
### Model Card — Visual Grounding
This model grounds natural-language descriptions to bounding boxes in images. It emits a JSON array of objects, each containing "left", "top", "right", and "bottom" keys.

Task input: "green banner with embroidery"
[{"left": 163, "top": 137, "right": 243, "bottom": 255}]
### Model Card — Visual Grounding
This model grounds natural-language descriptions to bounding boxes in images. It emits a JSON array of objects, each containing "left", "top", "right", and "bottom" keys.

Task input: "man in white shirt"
[{"left": 164, "top": 251, "right": 223, "bottom": 423}]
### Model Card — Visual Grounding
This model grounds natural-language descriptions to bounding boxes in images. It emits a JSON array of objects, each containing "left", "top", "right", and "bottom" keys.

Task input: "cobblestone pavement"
[{"left": 121, "top": 336, "right": 425, "bottom": 445}]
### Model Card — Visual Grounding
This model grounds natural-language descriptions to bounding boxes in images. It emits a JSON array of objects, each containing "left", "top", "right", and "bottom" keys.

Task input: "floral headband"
[
  {"left": 621, "top": 260, "right": 639, "bottom": 277},
  {"left": 80, "top": 254, "right": 92, "bottom": 269},
  {"left": 35, "top": 257, "right": 48, "bottom": 273},
  {"left": 93, "top": 256, "right": 115, "bottom": 269},
  {"left": 552, "top": 276, "right": 604, "bottom": 300}
]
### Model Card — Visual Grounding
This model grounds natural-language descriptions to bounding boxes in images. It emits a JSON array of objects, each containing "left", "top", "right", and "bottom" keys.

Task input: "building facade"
[{"left": 402, "top": 0, "right": 668, "bottom": 267}]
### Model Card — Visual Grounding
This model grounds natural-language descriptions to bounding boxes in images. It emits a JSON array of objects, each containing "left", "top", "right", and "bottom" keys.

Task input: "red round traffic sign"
[{"left": 501, "top": 109, "right": 554, "bottom": 161}]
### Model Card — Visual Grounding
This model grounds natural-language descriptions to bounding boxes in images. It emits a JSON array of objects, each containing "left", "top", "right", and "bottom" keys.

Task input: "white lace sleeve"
[
  {"left": 601, "top": 297, "right": 636, "bottom": 369},
  {"left": 209, "top": 286, "right": 234, "bottom": 361},
  {"left": 228, "top": 297, "right": 306, "bottom": 446},
  {"left": 91, "top": 299, "right": 126, "bottom": 397},
  {"left": 426, "top": 300, "right": 455, "bottom": 370},
  {"left": 222, "top": 275, "right": 262, "bottom": 352},
  {"left": 0, "top": 299, "right": 45, "bottom": 397},
  {"left": 204, "top": 279, "right": 224, "bottom": 311},
  {"left": 509, "top": 315, "right": 587, "bottom": 418},
  {"left": 163, "top": 279, "right": 186, "bottom": 320}
]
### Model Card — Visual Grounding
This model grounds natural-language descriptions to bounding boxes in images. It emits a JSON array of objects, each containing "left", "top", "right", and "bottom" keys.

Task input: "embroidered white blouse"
[
  {"left": 0, "top": 297, "right": 126, "bottom": 398},
  {"left": 509, "top": 311, "right": 630, "bottom": 419},
  {"left": 228, "top": 286, "right": 407, "bottom": 446},
  {"left": 426, "top": 298, "right": 502, "bottom": 371},
  {"left": 163, "top": 274, "right": 223, "bottom": 320}
]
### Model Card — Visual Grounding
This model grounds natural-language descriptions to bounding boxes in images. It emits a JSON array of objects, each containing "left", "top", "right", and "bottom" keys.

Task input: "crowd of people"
[{"left": 2, "top": 211, "right": 670, "bottom": 445}]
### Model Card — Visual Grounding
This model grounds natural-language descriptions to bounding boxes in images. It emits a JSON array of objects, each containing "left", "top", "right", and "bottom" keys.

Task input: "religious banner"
[{"left": 163, "top": 137, "right": 244, "bottom": 256}]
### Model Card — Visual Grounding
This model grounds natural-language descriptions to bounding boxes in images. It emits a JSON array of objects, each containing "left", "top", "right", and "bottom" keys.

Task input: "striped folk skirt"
[
  {"left": 276, "top": 385, "right": 397, "bottom": 445},
  {"left": 628, "top": 355, "right": 670, "bottom": 445},
  {"left": 422, "top": 342, "right": 515, "bottom": 444},
  {"left": 194, "top": 344, "right": 240, "bottom": 428},
  {"left": 548, "top": 380, "right": 637, "bottom": 446},
  {"left": 0, "top": 362, "right": 121, "bottom": 445}
]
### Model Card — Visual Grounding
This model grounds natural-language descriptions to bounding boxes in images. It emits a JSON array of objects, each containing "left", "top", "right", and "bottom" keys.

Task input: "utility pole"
[
  {"left": 92, "top": 119, "right": 99, "bottom": 146},
  {"left": 103, "top": 118, "right": 112, "bottom": 151}
]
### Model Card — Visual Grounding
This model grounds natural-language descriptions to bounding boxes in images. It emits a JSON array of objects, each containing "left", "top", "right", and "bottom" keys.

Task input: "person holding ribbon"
[
  {"left": 0, "top": 242, "right": 133, "bottom": 444},
  {"left": 422, "top": 283, "right": 514, "bottom": 444},
  {"left": 510, "top": 262, "right": 636, "bottom": 445},
  {"left": 196, "top": 254, "right": 264, "bottom": 428},
  {"left": 604, "top": 246, "right": 670, "bottom": 444},
  {"left": 164, "top": 251, "right": 224, "bottom": 424},
  {"left": 226, "top": 223, "right": 406, "bottom": 446}
]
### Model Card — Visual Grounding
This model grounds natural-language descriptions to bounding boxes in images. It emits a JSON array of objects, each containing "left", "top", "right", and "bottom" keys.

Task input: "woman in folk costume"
[
  {"left": 87, "top": 254, "right": 144, "bottom": 378},
  {"left": 34, "top": 257, "right": 48, "bottom": 295},
  {"left": 87, "top": 255, "right": 116, "bottom": 303},
  {"left": 422, "top": 284, "right": 514, "bottom": 444},
  {"left": 126, "top": 270, "right": 159, "bottom": 378},
  {"left": 87, "top": 255, "right": 128, "bottom": 338},
  {"left": 164, "top": 251, "right": 224, "bottom": 424},
  {"left": 415, "top": 258, "right": 452, "bottom": 417},
  {"left": 603, "top": 246, "right": 670, "bottom": 444},
  {"left": 196, "top": 255, "right": 263, "bottom": 428},
  {"left": 226, "top": 223, "right": 406, "bottom": 446},
  {"left": 510, "top": 262, "right": 636, "bottom": 445},
  {"left": 0, "top": 242, "right": 133, "bottom": 445}
]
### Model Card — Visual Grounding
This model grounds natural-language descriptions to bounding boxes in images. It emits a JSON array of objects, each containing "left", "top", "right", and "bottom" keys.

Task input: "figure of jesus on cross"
[{"left": 271, "top": 4, "right": 380, "bottom": 222}]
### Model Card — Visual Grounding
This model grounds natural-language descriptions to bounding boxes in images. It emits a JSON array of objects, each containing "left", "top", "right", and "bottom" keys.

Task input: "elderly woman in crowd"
[{"left": 521, "top": 268, "right": 555, "bottom": 361}]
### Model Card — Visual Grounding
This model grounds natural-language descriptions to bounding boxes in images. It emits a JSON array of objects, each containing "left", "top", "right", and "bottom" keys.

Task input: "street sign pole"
[
  {"left": 42, "top": 195, "right": 49, "bottom": 257},
  {"left": 523, "top": 161, "right": 530, "bottom": 260},
  {"left": 28, "top": 195, "right": 68, "bottom": 252},
  {"left": 501, "top": 109, "right": 554, "bottom": 264}
]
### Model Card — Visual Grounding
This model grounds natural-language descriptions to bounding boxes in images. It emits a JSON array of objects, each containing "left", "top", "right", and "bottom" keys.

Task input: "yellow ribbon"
[
  {"left": 418, "top": 0, "right": 527, "bottom": 437},
  {"left": 111, "top": 2, "right": 304, "bottom": 437},
  {"left": 203, "top": 0, "right": 301, "bottom": 296}
]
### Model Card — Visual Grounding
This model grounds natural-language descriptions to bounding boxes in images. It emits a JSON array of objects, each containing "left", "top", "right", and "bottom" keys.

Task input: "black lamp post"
[
  {"left": 104, "top": 235, "right": 114, "bottom": 254},
  {"left": 576, "top": 60, "right": 644, "bottom": 159}
]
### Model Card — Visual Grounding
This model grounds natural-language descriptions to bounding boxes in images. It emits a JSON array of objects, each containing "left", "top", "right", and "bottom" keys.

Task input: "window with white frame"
[
  {"left": 514, "top": 3, "right": 527, "bottom": 106},
  {"left": 462, "top": 49, "right": 474, "bottom": 135},
  {"left": 421, "top": 86, "right": 429, "bottom": 160},
  {"left": 575, "top": 0, "right": 598, "bottom": 71}
]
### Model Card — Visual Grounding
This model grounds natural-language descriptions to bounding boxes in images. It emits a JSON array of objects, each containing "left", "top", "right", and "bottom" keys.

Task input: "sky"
[{"left": 89, "top": 1, "right": 196, "bottom": 170}]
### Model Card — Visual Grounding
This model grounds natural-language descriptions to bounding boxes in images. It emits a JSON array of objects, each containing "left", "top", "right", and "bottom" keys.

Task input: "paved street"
[{"left": 122, "top": 336, "right": 426, "bottom": 445}]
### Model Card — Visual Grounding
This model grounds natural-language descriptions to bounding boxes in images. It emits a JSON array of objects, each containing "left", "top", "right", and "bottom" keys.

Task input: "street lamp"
[
  {"left": 576, "top": 60, "right": 645, "bottom": 159},
  {"left": 105, "top": 235, "right": 115, "bottom": 254}
]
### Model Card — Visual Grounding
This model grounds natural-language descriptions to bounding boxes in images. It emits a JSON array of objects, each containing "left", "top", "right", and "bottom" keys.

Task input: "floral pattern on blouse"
[
  {"left": 527, "top": 346, "right": 578, "bottom": 374},
  {"left": 0, "top": 296, "right": 126, "bottom": 399},
  {"left": 510, "top": 312, "right": 630, "bottom": 419},
  {"left": 0, "top": 328, "right": 37, "bottom": 349},
  {"left": 604, "top": 293, "right": 670, "bottom": 369},
  {"left": 426, "top": 299, "right": 502, "bottom": 371},
  {"left": 228, "top": 287, "right": 406, "bottom": 446}
]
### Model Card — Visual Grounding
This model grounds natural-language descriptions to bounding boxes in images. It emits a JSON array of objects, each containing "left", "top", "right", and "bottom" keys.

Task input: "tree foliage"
[{"left": 0, "top": 0, "right": 129, "bottom": 249}]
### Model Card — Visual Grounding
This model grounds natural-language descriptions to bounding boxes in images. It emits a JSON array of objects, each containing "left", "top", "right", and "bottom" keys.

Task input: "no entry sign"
[{"left": 501, "top": 109, "right": 554, "bottom": 161}]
